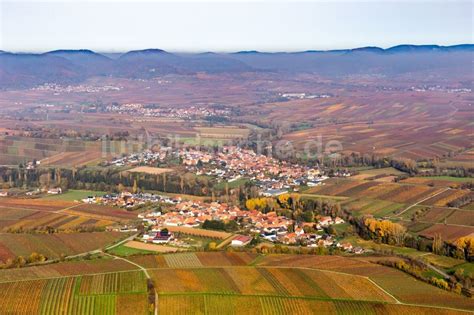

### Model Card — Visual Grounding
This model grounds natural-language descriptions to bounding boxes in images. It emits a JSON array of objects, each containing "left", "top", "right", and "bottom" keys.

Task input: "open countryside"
[{"left": 0, "top": 1, "right": 473, "bottom": 314}]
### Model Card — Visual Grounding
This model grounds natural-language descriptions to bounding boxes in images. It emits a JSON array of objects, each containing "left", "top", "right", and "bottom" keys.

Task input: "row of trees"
[
  {"left": 0, "top": 252, "right": 47, "bottom": 269},
  {"left": 244, "top": 194, "right": 343, "bottom": 223},
  {"left": 351, "top": 213, "right": 474, "bottom": 262},
  {"left": 202, "top": 219, "right": 238, "bottom": 232},
  {"left": 379, "top": 259, "right": 463, "bottom": 294},
  {"left": 359, "top": 218, "right": 407, "bottom": 246},
  {"left": 0, "top": 166, "right": 217, "bottom": 197}
]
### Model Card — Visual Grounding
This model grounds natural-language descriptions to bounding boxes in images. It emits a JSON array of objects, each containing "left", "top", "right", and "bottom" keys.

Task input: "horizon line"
[{"left": 2, "top": 43, "right": 473, "bottom": 55}]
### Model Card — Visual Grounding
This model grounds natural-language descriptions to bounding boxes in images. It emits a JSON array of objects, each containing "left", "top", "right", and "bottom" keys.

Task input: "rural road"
[
  {"left": 103, "top": 251, "right": 158, "bottom": 315},
  {"left": 426, "top": 262, "right": 450, "bottom": 279},
  {"left": 396, "top": 187, "right": 450, "bottom": 217},
  {"left": 64, "top": 232, "right": 138, "bottom": 260},
  {"left": 104, "top": 232, "right": 139, "bottom": 251},
  {"left": 102, "top": 233, "right": 158, "bottom": 315}
]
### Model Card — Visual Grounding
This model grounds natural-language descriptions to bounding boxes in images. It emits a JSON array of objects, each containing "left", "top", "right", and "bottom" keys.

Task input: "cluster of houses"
[
  {"left": 104, "top": 145, "right": 348, "bottom": 200},
  {"left": 83, "top": 192, "right": 177, "bottom": 208},
  {"left": 138, "top": 200, "right": 278, "bottom": 229},
  {"left": 32, "top": 83, "right": 121, "bottom": 94},
  {"left": 108, "top": 148, "right": 171, "bottom": 167},
  {"left": 105, "top": 103, "right": 231, "bottom": 119},
  {"left": 279, "top": 92, "right": 332, "bottom": 100},
  {"left": 133, "top": 198, "right": 360, "bottom": 252},
  {"left": 0, "top": 187, "right": 62, "bottom": 198},
  {"left": 178, "top": 146, "right": 329, "bottom": 195},
  {"left": 82, "top": 189, "right": 363, "bottom": 253}
]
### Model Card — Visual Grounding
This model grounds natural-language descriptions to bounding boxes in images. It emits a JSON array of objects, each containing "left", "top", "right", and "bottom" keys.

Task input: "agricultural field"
[
  {"left": 0, "top": 252, "right": 472, "bottom": 313},
  {"left": 445, "top": 210, "right": 474, "bottom": 226},
  {"left": 307, "top": 178, "right": 441, "bottom": 204},
  {"left": 0, "top": 232, "right": 125, "bottom": 261},
  {"left": 43, "top": 190, "right": 106, "bottom": 202},
  {"left": 461, "top": 202, "right": 474, "bottom": 210},
  {"left": 418, "top": 224, "right": 474, "bottom": 242},
  {"left": 63, "top": 204, "right": 138, "bottom": 221},
  {"left": 0, "top": 135, "right": 104, "bottom": 167},
  {"left": 0, "top": 198, "right": 136, "bottom": 231},
  {"left": 151, "top": 266, "right": 394, "bottom": 302},
  {"left": 420, "top": 189, "right": 472, "bottom": 207},
  {"left": 401, "top": 176, "right": 474, "bottom": 188},
  {"left": 280, "top": 94, "right": 473, "bottom": 162},
  {"left": 128, "top": 252, "right": 256, "bottom": 269},
  {"left": 415, "top": 207, "right": 456, "bottom": 223},
  {"left": 126, "top": 166, "right": 174, "bottom": 175},
  {"left": 40, "top": 151, "right": 104, "bottom": 167},
  {"left": 439, "top": 149, "right": 474, "bottom": 168},
  {"left": 342, "top": 197, "right": 405, "bottom": 218},
  {"left": 0, "top": 270, "right": 148, "bottom": 315},
  {"left": 164, "top": 226, "right": 232, "bottom": 239},
  {"left": 194, "top": 126, "right": 250, "bottom": 139},
  {"left": 158, "top": 295, "right": 467, "bottom": 315},
  {"left": 107, "top": 243, "right": 159, "bottom": 257},
  {"left": 351, "top": 167, "right": 405, "bottom": 180},
  {"left": 256, "top": 254, "right": 474, "bottom": 311},
  {"left": 121, "top": 240, "right": 179, "bottom": 254},
  {"left": 0, "top": 258, "right": 139, "bottom": 282},
  {"left": 305, "top": 176, "right": 474, "bottom": 239}
]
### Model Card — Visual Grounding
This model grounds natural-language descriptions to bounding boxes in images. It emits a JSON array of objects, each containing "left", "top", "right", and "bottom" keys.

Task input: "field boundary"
[{"left": 1, "top": 260, "right": 472, "bottom": 313}]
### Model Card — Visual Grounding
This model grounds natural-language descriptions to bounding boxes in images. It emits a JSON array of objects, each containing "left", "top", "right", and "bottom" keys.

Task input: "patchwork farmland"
[
  {"left": 0, "top": 198, "right": 137, "bottom": 232},
  {"left": 303, "top": 172, "right": 474, "bottom": 240},
  {"left": 0, "top": 136, "right": 105, "bottom": 167},
  {"left": 1, "top": 253, "right": 472, "bottom": 314},
  {"left": 0, "top": 232, "right": 125, "bottom": 261},
  {"left": 0, "top": 271, "right": 148, "bottom": 315}
]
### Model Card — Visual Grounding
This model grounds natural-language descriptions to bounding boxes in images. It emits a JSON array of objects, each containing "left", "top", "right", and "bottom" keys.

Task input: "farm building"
[
  {"left": 231, "top": 235, "right": 252, "bottom": 247},
  {"left": 152, "top": 230, "right": 173, "bottom": 244},
  {"left": 47, "top": 188, "right": 62, "bottom": 194}
]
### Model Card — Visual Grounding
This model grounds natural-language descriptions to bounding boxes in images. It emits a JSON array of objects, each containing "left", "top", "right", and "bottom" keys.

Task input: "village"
[
  {"left": 178, "top": 146, "right": 333, "bottom": 195},
  {"left": 108, "top": 145, "right": 335, "bottom": 197},
  {"left": 86, "top": 191, "right": 360, "bottom": 253},
  {"left": 104, "top": 103, "right": 232, "bottom": 119},
  {"left": 137, "top": 198, "right": 358, "bottom": 252}
]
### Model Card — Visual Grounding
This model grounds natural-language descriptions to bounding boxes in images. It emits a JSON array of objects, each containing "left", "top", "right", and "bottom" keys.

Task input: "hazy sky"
[{"left": 0, "top": 0, "right": 472, "bottom": 52}]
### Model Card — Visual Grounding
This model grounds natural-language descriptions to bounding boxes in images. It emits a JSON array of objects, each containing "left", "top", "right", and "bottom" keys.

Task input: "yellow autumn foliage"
[
  {"left": 364, "top": 218, "right": 406, "bottom": 245},
  {"left": 454, "top": 236, "right": 474, "bottom": 256}
]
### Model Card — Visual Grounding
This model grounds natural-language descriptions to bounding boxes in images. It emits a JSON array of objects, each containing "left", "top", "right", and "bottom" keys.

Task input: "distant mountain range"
[{"left": 0, "top": 44, "right": 472, "bottom": 88}]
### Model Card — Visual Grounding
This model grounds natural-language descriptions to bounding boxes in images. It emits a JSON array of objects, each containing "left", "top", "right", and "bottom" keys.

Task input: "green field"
[
  {"left": 106, "top": 243, "right": 156, "bottom": 257},
  {"left": 420, "top": 254, "right": 466, "bottom": 269},
  {"left": 343, "top": 197, "right": 405, "bottom": 218},
  {"left": 342, "top": 236, "right": 431, "bottom": 258},
  {"left": 176, "top": 137, "right": 229, "bottom": 146},
  {"left": 448, "top": 262, "right": 474, "bottom": 277},
  {"left": 43, "top": 190, "right": 106, "bottom": 201},
  {"left": 214, "top": 178, "right": 249, "bottom": 190}
]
